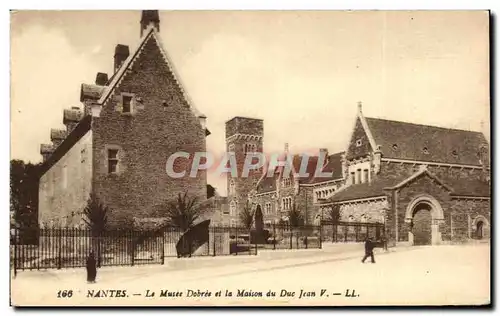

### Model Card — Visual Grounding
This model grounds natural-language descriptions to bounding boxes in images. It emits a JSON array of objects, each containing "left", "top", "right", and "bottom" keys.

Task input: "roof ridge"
[{"left": 365, "top": 116, "right": 484, "bottom": 135}]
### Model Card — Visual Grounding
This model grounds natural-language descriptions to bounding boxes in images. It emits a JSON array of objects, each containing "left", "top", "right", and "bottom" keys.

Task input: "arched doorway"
[
  {"left": 412, "top": 203, "right": 432, "bottom": 245},
  {"left": 476, "top": 221, "right": 484, "bottom": 239},
  {"left": 405, "top": 195, "right": 444, "bottom": 246}
]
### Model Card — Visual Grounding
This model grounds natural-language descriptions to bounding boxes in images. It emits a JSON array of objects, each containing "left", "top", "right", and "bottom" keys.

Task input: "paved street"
[{"left": 11, "top": 244, "right": 490, "bottom": 306}]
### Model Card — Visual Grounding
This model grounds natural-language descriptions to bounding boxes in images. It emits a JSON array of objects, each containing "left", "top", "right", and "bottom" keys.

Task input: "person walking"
[
  {"left": 86, "top": 250, "right": 97, "bottom": 283},
  {"left": 362, "top": 237, "right": 376, "bottom": 263}
]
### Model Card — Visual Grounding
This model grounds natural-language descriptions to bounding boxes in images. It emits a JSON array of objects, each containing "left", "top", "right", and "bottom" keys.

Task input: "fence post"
[
  {"left": 13, "top": 228, "right": 17, "bottom": 277},
  {"left": 344, "top": 225, "right": 348, "bottom": 243},
  {"left": 319, "top": 225, "right": 322, "bottom": 249},
  {"left": 355, "top": 225, "right": 359, "bottom": 242},
  {"left": 161, "top": 228, "right": 166, "bottom": 265},
  {"left": 57, "top": 229, "right": 62, "bottom": 270},
  {"left": 273, "top": 224, "right": 276, "bottom": 250},
  {"left": 235, "top": 227, "right": 238, "bottom": 256},
  {"left": 213, "top": 227, "right": 216, "bottom": 257},
  {"left": 131, "top": 230, "right": 135, "bottom": 266}
]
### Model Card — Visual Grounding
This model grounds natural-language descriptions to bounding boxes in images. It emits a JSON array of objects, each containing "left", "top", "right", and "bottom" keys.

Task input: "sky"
[{"left": 10, "top": 10, "right": 490, "bottom": 195}]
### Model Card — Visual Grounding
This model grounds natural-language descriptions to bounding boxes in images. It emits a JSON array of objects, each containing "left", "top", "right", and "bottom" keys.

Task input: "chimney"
[
  {"left": 63, "top": 107, "right": 83, "bottom": 133},
  {"left": 320, "top": 148, "right": 329, "bottom": 167},
  {"left": 95, "top": 72, "right": 109, "bottom": 86},
  {"left": 40, "top": 144, "right": 54, "bottom": 162},
  {"left": 357, "top": 101, "right": 363, "bottom": 115},
  {"left": 50, "top": 129, "right": 67, "bottom": 148},
  {"left": 114, "top": 44, "right": 130, "bottom": 72},
  {"left": 140, "top": 10, "right": 160, "bottom": 37}
]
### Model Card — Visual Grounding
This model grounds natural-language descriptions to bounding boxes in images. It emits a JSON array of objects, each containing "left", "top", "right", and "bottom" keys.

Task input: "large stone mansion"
[{"left": 221, "top": 103, "right": 490, "bottom": 246}]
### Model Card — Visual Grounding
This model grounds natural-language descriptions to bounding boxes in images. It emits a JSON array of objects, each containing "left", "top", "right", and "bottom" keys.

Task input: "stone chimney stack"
[
  {"left": 63, "top": 107, "right": 83, "bottom": 133},
  {"left": 114, "top": 44, "right": 130, "bottom": 72},
  {"left": 95, "top": 72, "right": 108, "bottom": 86},
  {"left": 50, "top": 129, "right": 67, "bottom": 148},
  {"left": 140, "top": 10, "right": 160, "bottom": 37},
  {"left": 40, "top": 144, "right": 54, "bottom": 162},
  {"left": 357, "top": 101, "right": 363, "bottom": 115}
]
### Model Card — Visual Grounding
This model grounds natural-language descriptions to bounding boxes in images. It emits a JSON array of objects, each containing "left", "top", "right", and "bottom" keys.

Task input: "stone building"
[
  {"left": 38, "top": 11, "right": 210, "bottom": 228},
  {"left": 320, "top": 103, "right": 491, "bottom": 245},
  {"left": 221, "top": 116, "right": 345, "bottom": 227}
]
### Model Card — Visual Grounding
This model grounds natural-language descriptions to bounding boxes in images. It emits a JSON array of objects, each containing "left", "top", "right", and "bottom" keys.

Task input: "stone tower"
[{"left": 225, "top": 117, "right": 264, "bottom": 225}]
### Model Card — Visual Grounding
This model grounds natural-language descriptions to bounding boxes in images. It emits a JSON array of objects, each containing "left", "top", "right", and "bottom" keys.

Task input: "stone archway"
[
  {"left": 472, "top": 215, "right": 489, "bottom": 240},
  {"left": 405, "top": 195, "right": 445, "bottom": 246}
]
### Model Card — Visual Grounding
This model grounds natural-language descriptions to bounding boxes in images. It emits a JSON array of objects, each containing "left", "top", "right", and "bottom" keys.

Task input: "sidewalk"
[{"left": 12, "top": 242, "right": 414, "bottom": 282}]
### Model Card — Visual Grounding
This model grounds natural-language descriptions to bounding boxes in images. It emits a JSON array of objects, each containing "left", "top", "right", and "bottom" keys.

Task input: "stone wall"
[{"left": 39, "top": 130, "right": 93, "bottom": 227}]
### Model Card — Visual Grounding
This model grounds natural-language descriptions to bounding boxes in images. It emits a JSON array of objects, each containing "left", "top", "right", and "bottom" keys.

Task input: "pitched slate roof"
[
  {"left": 330, "top": 170, "right": 490, "bottom": 203},
  {"left": 443, "top": 177, "right": 491, "bottom": 197},
  {"left": 307, "top": 152, "right": 344, "bottom": 184},
  {"left": 330, "top": 177, "right": 398, "bottom": 202},
  {"left": 365, "top": 117, "right": 488, "bottom": 166},
  {"left": 256, "top": 173, "right": 278, "bottom": 193}
]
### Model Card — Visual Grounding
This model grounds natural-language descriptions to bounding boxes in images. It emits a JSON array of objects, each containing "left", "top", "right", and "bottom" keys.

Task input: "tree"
[
  {"left": 10, "top": 160, "right": 41, "bottom": 244},
  {"left": 82, "top": 193, "right": 109, "bottom": 233},
  {"left": 206, "top": 184, "right": 216, "bottom": 199},
  {"left": 161, "top": 191, "right": 209, "bottom": 232},
  {"left": 327, "top": 204, "right": 341, "bottom": 224},
  {"left": 81, "top": 193, "right": 109, "bottom": 267},
  {"left": 288, "top": 202, "right": 304, "bottom": 248},
  {"left": 238, "top": 200, "right": 254, "bottom": 231}
]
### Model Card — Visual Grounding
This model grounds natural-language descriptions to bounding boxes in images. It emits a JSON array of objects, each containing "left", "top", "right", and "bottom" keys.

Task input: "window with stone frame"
[
  {"left": 122, "top": 94, "right": 133, "bottom": 114},
  {"left": 107, "top": 149, "right": 119, "bottom": 174},
  {"left": 363, "top": 169, "right": 369, "bottom": 183},
  {"left": 229, "top": 179, "right": 235, "bottom": 195},
  {"left": 230, "top": 201, "right": 236, "bottom": 216},
  {"left": 351, "top": 171, "right": 356, "bottom": 184},
  {"left": 265, "top": 202, "right": 272, "bottom": 215}
]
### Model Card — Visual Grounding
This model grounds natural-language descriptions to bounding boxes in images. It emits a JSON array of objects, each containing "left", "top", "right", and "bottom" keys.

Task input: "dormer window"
[
  {"left": 356, "top": 139, "right": 362, "bottom": 147},
  {"left": 452, "top": 150, "right": 458, "bottom": 157},
  {"left": 392, "top": 144, "right": 398, "bottom": 151},
  {"left": 423, "top": 147, "right": 429, "bottom": 155}
]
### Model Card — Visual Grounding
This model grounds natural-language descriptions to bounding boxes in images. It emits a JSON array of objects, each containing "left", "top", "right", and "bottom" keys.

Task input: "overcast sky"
[{"left": 10, "top": 10, "right": 490, "bottom": 195}]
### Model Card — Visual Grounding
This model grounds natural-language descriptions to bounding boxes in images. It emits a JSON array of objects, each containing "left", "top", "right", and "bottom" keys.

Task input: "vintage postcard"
[{"left": 10, "top": 10, "right": 491, "bottom": 307}]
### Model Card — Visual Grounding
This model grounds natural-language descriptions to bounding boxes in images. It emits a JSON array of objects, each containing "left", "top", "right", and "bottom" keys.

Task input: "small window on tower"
[
  {"left": 122, "top": 95, "right": 133, "bottom": 114},
  {"left": 356, "top": 139, "right": 362, "bottom": 147},
  {"left": 108, "top": 149, "right": 119, "bottom": 174},
  {"left": 423, "top": 147, "right": 429, "bottom": 155}
]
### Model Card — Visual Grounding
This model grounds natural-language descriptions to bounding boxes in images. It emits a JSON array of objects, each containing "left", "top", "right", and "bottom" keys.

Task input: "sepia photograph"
[{"left": 9, "top": 9, "right": 491, "bottom": 307}]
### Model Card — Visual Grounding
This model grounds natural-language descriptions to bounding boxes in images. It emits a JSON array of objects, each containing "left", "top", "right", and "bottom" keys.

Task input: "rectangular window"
[
  {"left": 122, "top": 95, "right": 132, "bottom": 114},
  {"left": 356, "top": 169, "right": 361, "bottom": 184},
  {"left": 108, "top": 149, "right": 119, "bottom": 174},
  {"left": 351, "top": 172, "right": 356, "bottom": 184},
  {"left": 363, "top": 169, "right": 369, "bottom": 183}
]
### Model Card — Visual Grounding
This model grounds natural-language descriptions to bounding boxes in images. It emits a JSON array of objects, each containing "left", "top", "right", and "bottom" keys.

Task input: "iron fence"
[
  {"left": 10, "top": 225, "right": 259, "bottom": 273},
  {"left": 320, "top": 221, "right": 386, "bottom": 244},
  {"left": 10, "top": 221, "right": 387, "bottom": 273}
]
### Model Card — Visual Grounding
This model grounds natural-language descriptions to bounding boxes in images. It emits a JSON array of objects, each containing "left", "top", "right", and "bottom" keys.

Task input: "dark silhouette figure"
[
  {"left": 362, "top": 238, "right": 376, "bottom": 263},
  {"left": 86, "top": 250, "right": 97, "bottom": 283}
]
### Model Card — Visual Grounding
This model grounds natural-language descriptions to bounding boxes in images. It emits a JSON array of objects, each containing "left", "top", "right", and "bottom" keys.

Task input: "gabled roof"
[
  {"left": 97, "top": 26, "right": 206, "bottom": 120},
  {"left": 365, "top": 117, "right": 488, "bottom": 166},
  {"left": 307, "top": 152, "right": 344, "bottom": 184},
  {"left": 385, "top": 166, "right": 454, "bottom": 192},
  {"left": 329, "top": 177, "right": 397, "bottom": 202},
  {"left": 329, "top": 167, "right": 490, "bottom": 203}
]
